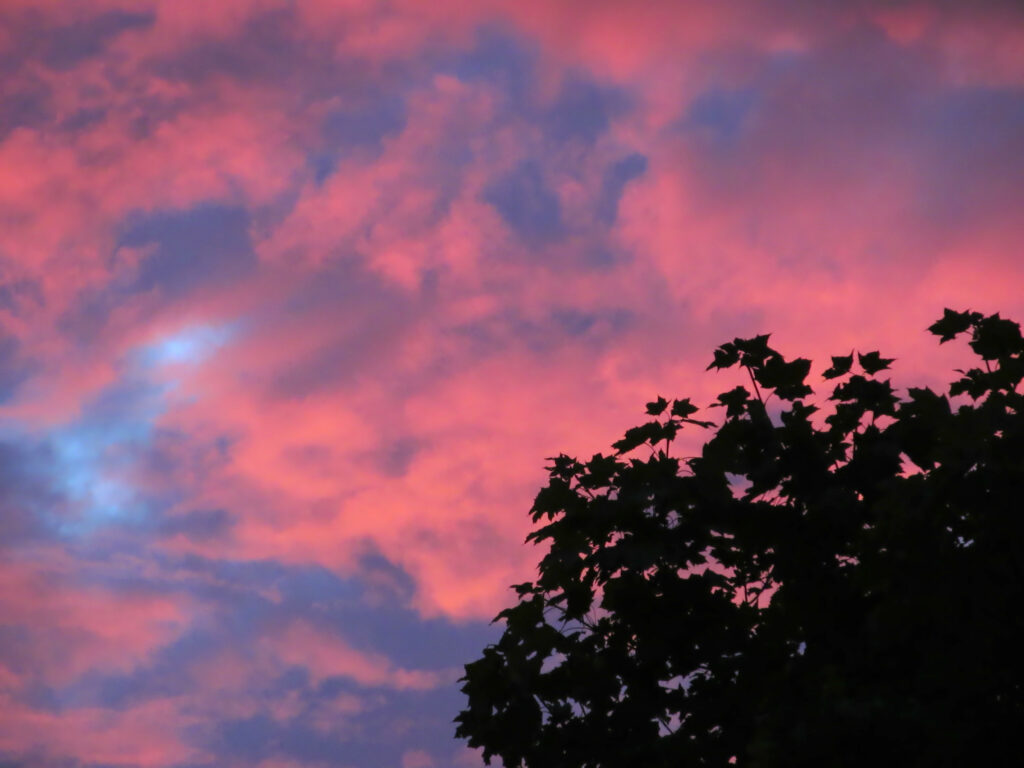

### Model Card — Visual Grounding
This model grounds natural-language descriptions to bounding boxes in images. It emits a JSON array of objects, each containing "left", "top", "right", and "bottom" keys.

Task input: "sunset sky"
[{"left": 1, "top": 2, "right": 1023, "bottom": 766}]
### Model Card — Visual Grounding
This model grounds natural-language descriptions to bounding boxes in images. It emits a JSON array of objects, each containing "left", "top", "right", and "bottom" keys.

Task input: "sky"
[{"left": 1, "top": 1, "right": 1023, "bottom": 766}]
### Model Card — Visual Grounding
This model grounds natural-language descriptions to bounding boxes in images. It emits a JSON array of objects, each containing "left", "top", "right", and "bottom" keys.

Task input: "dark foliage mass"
[{"left": 455, "top": 309, "right": 1024, "bottom": 767}]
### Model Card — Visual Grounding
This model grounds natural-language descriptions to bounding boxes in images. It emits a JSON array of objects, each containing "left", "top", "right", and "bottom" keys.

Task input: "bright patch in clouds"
[{"left": 141, "top": 324, "right": 234, "bottom": 368}]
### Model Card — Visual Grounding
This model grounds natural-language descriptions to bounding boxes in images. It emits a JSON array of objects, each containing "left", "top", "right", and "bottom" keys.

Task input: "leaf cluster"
[{"left": 456, "top": 309, "right": 1024, "bottom": 767}]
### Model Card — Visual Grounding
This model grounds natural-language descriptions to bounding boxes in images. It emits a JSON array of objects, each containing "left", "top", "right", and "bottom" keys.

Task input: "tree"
[{"left": 455, "top": 309, "right": 1024, "bottom": 767}]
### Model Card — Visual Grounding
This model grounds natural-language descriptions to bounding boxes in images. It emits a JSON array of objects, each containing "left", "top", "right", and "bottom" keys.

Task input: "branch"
[{"left": 745, "top": 365, "right": 764, "bottom": 405}]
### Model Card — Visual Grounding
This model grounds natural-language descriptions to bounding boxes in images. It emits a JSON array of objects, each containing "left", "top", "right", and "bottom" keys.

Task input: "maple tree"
[{"left": 456, "top": 309, "right": 1024, "bottom": 767}]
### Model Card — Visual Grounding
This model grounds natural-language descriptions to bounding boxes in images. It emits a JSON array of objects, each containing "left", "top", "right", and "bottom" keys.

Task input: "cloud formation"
[{"left": 1, "top": 1, "right": 1022, "bottom": 765}]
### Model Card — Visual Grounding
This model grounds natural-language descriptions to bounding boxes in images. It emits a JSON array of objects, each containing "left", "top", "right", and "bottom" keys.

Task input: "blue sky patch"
[
  {"left": 597, "top": 153, "right": 648, "bottom": 224},
  {"left": 118, "top": 204, "right": 255, "bottom": 298},
  {"left": 683, "top": 87, "right": 758, "bottom": 142},
  {"left": 483, "top": 161, "right": 564, "bottom": 244}
]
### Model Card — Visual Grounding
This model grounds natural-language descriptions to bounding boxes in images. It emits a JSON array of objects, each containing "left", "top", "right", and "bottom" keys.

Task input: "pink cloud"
[
  {"left": 263, "top": 620, "right": 448, "bottom": 690},
  {"left": 1, "top": 2, "right": 1022, "bottom": 765},
  {"left": 401, "top": 748, "right": 435, "bottom": 768},
  {"left": 0, "top": 551, "right": 191, "bottom": 684},
  {"left": 0, "top": 699, "right": 198, "bottom": 767}
]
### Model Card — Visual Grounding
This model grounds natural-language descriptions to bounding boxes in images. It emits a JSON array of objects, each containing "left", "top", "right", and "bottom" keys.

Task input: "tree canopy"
[{"left": 455, "top": 309, "right": 1024, "bottom": 767}]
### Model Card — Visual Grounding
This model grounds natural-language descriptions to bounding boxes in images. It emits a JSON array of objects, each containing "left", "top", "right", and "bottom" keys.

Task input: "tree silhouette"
[{"left": 456, "top": 309, "right": 1024, "bottom": 767}]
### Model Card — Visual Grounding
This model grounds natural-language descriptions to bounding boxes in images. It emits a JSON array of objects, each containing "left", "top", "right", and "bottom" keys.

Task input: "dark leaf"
[
  {"left": 671, "top": 398, "right": 699, "bottom": 418},
  {"left": 708, "top": 343, "right": 740, "bottom": 370},
  {"left": 927, "top": 308, "right": 977, "bottom": 343},
  {"left": 857, "top": 351, "right": 895, "bottom": 375},
  {"left": 823, "top": 352, "right": 854, "bottom": 379},
  {"left": 646, "top": 396, "right": 669, "bottom": 416},
  {"left": 611, "top": 421, "right": 663, "bottom": 453},
  {"left": 969, "top": 313, "right": 1024, "bottom": 361},
  {"left": 755, "top": 356, "right": 813, "bottom": 400},
  {"left": 714, "top": 386, "right": 751, "bottom": 418}
]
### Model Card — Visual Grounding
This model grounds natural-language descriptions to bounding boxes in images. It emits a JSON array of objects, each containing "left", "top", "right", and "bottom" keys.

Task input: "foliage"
[{"left": 455, "top": 309, "right": 1024, "bottom": 767}]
